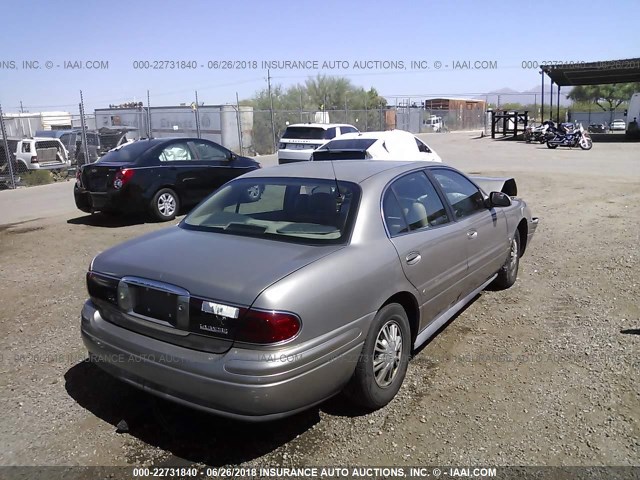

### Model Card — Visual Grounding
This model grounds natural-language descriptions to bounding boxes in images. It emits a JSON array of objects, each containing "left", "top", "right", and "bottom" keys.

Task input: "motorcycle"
[
  {"left": 524, "top": 123, "right": 548, "bottom": 143},
  {"left": 545, "top": 122, "right": 592, "bottom": 150}
]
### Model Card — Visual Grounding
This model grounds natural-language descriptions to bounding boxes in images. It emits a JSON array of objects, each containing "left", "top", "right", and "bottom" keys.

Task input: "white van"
[{"left": 277, "top": 123, "right": 358, "bottom": 164}]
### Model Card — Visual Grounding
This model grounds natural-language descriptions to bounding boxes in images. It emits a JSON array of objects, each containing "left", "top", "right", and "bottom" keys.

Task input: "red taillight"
[
  {"left": 113, "top": 168, "right": 134, "bottom": 189},
  {"left": 236, "top": 309, "right": 301, "bottom": 344},
  {"left": 31, "top": 156, "right": 38, "bottom": 164}
]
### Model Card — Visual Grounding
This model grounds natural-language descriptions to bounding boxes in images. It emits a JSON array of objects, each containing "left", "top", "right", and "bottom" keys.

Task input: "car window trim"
[
  {"left": 188, "top": 140, "right": 230, "bottom": 163},
  {"left": 158, "top": 141, "right": 197, "bottom": 163},
  {"left": 426, "top": 167, "right": 488, "bottom": 221},
  {"left": 380, "top": 168, "right": 453, "bottom": 239}
]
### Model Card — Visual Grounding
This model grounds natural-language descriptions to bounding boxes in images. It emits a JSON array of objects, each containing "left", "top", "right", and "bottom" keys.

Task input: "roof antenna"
[{"left": 329, "top": 158, "right": 342, "bottom": 198}]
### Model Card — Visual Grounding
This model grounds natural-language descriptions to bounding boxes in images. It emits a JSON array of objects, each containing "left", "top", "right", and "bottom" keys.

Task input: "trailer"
[{"left": 2, "top": 112, "right": 73, "bottom": 137}]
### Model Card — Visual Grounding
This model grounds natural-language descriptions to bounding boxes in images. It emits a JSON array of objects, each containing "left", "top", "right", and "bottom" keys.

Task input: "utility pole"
[
  {"left": 79, "top": 90, "right": 90, "bottom": 168},
  {"left": 236, "top": 92, "right": 243, "bottom": 155},
  {"left": 194, "top": 90, "right": 201, "bottom": 139},
  {"left": 146, "top": 90, "right": 152, "bottom": 138},
  {"left": 267, "top": 69, "right": 276, "bottom": 153},
  {"left": 0, "top": 103, "right": 16, "bottom": 189},
  {"left": 20, "top": 101, "right": 24, "bottom": 113}
]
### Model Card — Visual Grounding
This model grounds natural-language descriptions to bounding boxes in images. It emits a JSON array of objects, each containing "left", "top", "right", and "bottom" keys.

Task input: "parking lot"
[{"left": 0, "top": 133, "right": 638, "bottom": 467}]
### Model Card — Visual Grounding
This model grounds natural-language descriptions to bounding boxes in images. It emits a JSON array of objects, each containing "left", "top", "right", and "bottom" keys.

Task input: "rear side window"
[
  {"left": 383, "top": 190, "right": 408, "bottom": 236},
  {"left": 159, "top": 143, "right": 193, "bottom": 162},
  {"left": 98, "top": 140, "right": 153, "bottom": 163},
  {"left": 324, "top": 127, "right": 337, "bottom": 139},
  {"left": 415, "top": 138, "right": 432, "bottom": 153},
  {"left": 282, "top": 127, "right": 327, "bottom": 140},
  {"left": 22, "top": 143, "right": 31, "bottom": 153},
  {"left": 340, "top": 126, "right": 358, "bottom": 134}
]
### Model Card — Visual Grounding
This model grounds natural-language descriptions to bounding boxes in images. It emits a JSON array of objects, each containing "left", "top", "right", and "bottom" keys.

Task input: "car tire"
[
  {"left": 151, "top": 188, "right": 180, "bottom": 222},
  {"left": 493, "top": 232, "right": 520, "bottom": 290},
  {"left": 16, "top": 161, "right": 29, "bottom": 174},
  {"left": 344, "top": 303, "right": 411, "bottom": 410}
]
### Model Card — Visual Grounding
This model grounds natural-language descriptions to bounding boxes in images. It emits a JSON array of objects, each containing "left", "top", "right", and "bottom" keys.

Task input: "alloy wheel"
[{"left": 373, "top": 320, "right": 403, "bottom": 388}]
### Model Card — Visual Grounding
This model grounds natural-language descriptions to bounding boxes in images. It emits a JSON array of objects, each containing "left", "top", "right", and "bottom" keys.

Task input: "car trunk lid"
[
  {"left": 90, "top": 227, "right": 343, "bottom": 353},
  {"left": 81, "top": 162, "right": 129, "bottom": 192}
]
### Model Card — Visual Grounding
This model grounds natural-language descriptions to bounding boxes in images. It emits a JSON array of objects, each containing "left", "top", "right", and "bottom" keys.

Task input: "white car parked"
[
  {"left": 609, "top": 119, "right": 626, "bottom": 131},
  {"left": 7, "top": 137, "right": 70, "bottom": 172},
  {"left": 277, "top": 123, "right": 359, "bottom": 164},
  {"left": 311, "top": 129, "right": 442, "bottom": 163}
]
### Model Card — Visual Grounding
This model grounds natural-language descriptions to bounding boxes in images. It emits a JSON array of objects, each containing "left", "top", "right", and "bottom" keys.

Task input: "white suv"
[
  {"left": 8, "top": 137, "right": 70, "bottom": 173},
  {"left": 277, "top": 123, "right": 358, "bottom": 164}
]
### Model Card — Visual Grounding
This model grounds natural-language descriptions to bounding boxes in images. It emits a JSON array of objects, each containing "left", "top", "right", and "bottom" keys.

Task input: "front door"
[
  {"left": 430, "top": 168, "right": 508, "bottom": 294},
  {"left": 384, "top": 170, "right": 468, "bottom": 324}
]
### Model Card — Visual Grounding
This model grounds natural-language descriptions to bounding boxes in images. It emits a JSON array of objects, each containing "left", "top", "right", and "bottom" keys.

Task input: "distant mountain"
[{"left": 477, "top": 86, "right": 573, "bottom": 107}]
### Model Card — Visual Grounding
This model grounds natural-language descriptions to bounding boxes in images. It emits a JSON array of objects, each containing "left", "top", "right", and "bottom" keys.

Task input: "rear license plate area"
[{"left": 131, "top": 285, "right": 179, "bottom": 325}]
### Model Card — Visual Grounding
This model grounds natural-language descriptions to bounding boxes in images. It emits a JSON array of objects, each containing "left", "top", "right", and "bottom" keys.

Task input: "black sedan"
[
  {"left": 588, "top": 123, "right": 607, "bottom": 133},
  {"left": 74, "top": 138, "right": 260, "bottom": 221}
]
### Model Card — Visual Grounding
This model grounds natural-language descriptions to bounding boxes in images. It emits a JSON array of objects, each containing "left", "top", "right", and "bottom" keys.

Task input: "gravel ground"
[{"left": 0, "top": 134, "right": 638, "bottom": 468}]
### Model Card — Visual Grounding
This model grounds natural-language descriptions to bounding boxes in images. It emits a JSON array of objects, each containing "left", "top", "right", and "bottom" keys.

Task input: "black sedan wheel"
[
  {"left": 345, "top": 303, "right": 411, "bottom": 410},
  {"left": 151, "top": 188, "right": 180, "bottom": 221}
]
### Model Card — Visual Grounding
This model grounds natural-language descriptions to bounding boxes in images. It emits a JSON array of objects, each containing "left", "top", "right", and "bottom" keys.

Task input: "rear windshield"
[
  {"left": 35, "top": 140, "right": 63, "bottom": 150},
  {"left": 182, "top": 177, "right": 361, "bottom": 245},
  {"left": 282, "top": 127, "right": 329, "bottom": 140},
  {"left": 318, "top": 138, "right": 376, "bottom": 151},
  {"left": 98, "top": 140, "right": 153, "bottom": 163}
]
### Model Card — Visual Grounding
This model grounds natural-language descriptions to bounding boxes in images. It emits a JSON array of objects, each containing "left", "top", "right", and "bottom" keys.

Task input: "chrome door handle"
[
  {"left": 405, "top": 252, "right": 421, "bottom": 265},
  {"left": 467, "top": 230, "right": 478, "bottom": 239}
]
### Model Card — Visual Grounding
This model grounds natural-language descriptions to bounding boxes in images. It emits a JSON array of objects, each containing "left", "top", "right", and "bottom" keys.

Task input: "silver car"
[{"left": 81, "top": 161, "right": 538, "bottom": 421}]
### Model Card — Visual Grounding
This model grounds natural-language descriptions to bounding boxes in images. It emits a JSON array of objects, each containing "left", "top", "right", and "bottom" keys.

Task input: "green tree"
[
  {"left": 567, "top": 83, "right": 640, "bottom": 112},
  {"left": 243, "top": 76, "right": 387, "bottom": 154}
]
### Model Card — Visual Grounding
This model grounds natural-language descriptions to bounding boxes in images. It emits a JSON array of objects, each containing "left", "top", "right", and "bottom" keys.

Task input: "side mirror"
[
  {"left": 487, "top": 191, "right": 511, "bottom": 208},
  {"left": 227, "top": 152, "right": 237, "bottom": 161}
]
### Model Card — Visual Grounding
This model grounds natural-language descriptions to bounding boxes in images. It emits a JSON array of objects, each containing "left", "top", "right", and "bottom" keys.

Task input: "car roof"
[
  {"left": 23, "top": 137, "right": 65, "bottom": 142},
  {"left": 123, "top": 137, "right": 212, "bottom": 147},
  {"left": 285, "top": 123, "right": 355, "bottom": 129},
  {"left": 325, "top": 129, "right": 417, "bottom": 142},
  {"left": 241, "top": 160, "right": 443, "bottom": 184}
]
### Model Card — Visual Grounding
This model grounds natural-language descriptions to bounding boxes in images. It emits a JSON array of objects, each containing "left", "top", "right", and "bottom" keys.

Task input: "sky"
[{"left": 1, "top": 0, "right": 639, "bottom": 113}]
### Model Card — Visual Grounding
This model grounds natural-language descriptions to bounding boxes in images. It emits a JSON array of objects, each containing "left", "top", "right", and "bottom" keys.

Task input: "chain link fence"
[{"left": 1, "top": 102, "right": 488, "bottom": 188}]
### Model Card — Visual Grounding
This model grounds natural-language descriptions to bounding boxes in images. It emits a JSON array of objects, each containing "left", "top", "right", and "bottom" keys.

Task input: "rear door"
[
  {"left": 430, "top": 168, "right": 508, "bottom": 293},
  {"left": 384, "top": 170, "right": 468, "bottom": 322},
  {"left": 156, "top": 141, "right": 203, "bottom": 205}
]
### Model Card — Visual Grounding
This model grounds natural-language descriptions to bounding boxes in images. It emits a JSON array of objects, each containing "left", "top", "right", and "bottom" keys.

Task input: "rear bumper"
[
  {"left": 277, "top": 149, "right": 316, "bottom": 164},
  {"left": 80, "top": 300, "right": 363, "bottom": 421},
  {"left": 23, "top": 162, "right": 69, "bottom": 171},
  {"left": 74, "top": 187, "right": 143, "bottom": 214}
]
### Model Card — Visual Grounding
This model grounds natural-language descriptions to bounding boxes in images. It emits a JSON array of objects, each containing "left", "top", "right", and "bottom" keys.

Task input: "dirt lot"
[{"left": 0, "top": 134, "right": 638, "bottom": 468}]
